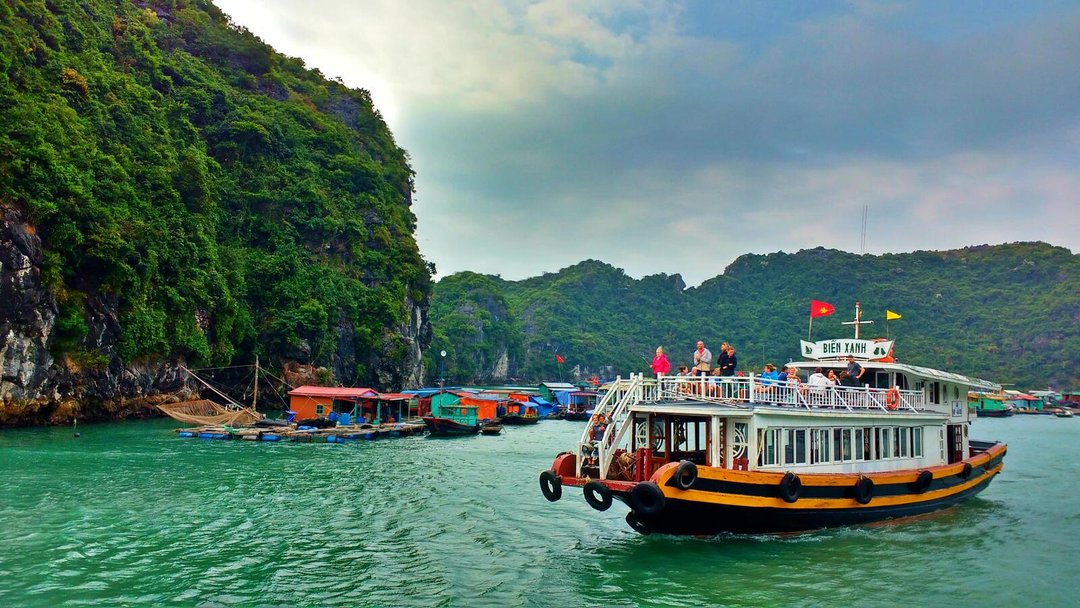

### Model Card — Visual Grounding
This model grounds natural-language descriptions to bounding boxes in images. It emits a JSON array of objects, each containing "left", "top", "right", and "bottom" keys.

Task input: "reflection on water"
[{"left": 0, "top": 416, "right": 1075, "bottom": 606}]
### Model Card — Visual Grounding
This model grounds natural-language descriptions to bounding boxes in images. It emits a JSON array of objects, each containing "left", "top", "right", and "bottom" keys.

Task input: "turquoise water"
[{"left": 0, "top": 416, "right": 1076, "bottom": 607}]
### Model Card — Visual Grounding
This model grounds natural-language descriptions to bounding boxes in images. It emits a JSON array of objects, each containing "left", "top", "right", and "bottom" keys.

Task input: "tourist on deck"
[
  {"left": 651, "top": 346, "right": 671, "bottom": 377},
  {"left": 808, "top": 367, "right": 828, "bottom": 386},
  {"left": 676, "top": 365, "right": 691, "bottom": 394},
  {"left": 826, "top": 369, "right": 840, "bottom": 386},
  {"left": 758, "top": 363, "right": 779, "bottom": 397},
  {"left": 846, "top": 355, "right": 866, "bottom": 385},
  {"left": 839, "top": 370, "right": 858, "bottom": 387},
  {"left": 716, "top": 342, "right": 731, "bottom": 377},
  {"left": 719, "top": 345, "right": 737, "bottom": 376},
  {"left": 693, "top": 341, "right": 712, "bottom": 376}
]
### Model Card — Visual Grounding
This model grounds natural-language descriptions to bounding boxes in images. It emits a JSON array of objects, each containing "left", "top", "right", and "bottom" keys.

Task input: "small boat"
[
  {"left": 480, "top": 423, "right": 504, "bottom": 435},
  {"left": 1055, "top": 409, "right": 1074, "bottom": 418},
  {"left": 539, "top": 303, "right": 1008, "bottom": 536},
  {"left": 500, "top": 401, "right": 541, "bottom": 425}
]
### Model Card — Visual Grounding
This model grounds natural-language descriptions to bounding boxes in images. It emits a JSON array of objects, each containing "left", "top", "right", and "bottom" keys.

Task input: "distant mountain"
[
  {"left": 0, "top": 0, "right": 430, "bottom": 424},
  {"left": 427, "top": 242, "right": 1078, "bottom": 391}
]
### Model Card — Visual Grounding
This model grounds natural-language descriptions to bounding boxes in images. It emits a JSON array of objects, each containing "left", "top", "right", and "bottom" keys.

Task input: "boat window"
[
  {"left": 732, "top": 422, "right": 749, "bottom": 467},
  {"left": 853, "top": 428, "right": 865, "bottom": 461},
  {"left": 873, "top": 371, "right": 889, "bottom": 389},
  {"left": 898, "top": 427, "right": 909, "bottom": 457},
  {"left": 650, "top": 418, "right": 666, "bottom": 455},
  {"left": 811, "top": 429, "right": 830, "bottom": 464},
  {"left": 913, "top": 427, "right": 923, "bottom": 457},
  {"left": 841, "top": 429, "right": 852, "bottom": 461},
  {"left": 953, "top": 385, "right": 960, "bottom": 399},
  {"left": 784, "top": 430, "right": 795, "bottom": 464},
  {"left": 633, "top": 417, "right": 649, "bottom": 451},
  {"left": 879, "top": 428, "right": 893, "bottom": 458},
  {"left": 795, "top": 429, "right": 807, "bottom": 464},
  {"left": 759, "top": 428, "right": 779, "bottom": 466},
  {"left": 895, "top": 374, "right": 909, "bottom": 390}
]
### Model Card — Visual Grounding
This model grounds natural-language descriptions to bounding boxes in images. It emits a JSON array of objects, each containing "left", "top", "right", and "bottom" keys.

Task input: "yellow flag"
[{"left": 886, "top": 310, "right": 902, "bottom": 320}]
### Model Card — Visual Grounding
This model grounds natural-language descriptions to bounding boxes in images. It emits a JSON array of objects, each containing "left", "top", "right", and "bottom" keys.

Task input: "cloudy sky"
[{"left": 215, "top": 0, "right": 1080, "bottom": 286}]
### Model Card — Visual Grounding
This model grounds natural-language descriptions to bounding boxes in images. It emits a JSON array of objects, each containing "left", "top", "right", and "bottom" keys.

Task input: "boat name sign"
[{"left": 800, "top": 339, "right": 894, "bottom": 360}]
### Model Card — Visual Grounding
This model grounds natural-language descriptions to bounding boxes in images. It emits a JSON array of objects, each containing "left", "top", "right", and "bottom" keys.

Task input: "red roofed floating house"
[{"left": 287, "top": 385, "right": 378, "bottom": 421}]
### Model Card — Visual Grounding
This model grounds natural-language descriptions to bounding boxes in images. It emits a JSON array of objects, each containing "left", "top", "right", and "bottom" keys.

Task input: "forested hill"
[
  {"left": 0, "top": 0, "right": 431, "bottom": 423},
  {"left": 427, "top": 242, "right": 1078, "bottom": 391}
]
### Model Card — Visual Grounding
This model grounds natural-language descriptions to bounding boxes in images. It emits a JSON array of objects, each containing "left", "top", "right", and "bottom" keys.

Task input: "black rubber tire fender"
[
  {"left": 583, "top": 480, "right": 613, "bottom": 511},
  {"left": 630, "top": 481, "right": 666, "bottom": 517},
  {"left": 539, "top": 469, "right": 562, "bottom": 502},
  {"left": 960, "top": 462, "right": 973, "bottom": 479},
  {"left": 854, "top": 475, "right": 874, "bottom": 505},
  {"left": 674, "top": 460, "right": 698, "bottom": 491},
  {"left": 625, "top": 511, "right": 652, "bottom": 536},
  {"left": 911, "top": 470, "right": 933, "bottom": 494},
  {"left": 779, "top": 472, "right": 802, "bottom": 503}
]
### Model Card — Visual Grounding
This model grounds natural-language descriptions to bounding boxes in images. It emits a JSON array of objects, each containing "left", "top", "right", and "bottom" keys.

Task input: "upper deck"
[{"left": 639, "top": 374, "right": 940, "bottom": 415}]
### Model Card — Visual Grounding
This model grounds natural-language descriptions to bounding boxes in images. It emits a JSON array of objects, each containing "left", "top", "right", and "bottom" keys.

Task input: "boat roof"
[
  {"left": 788, "top": 360, "right": 999, "bottom": 391},
  {"left": 540, "top": 382, "right": 577, "bottom": 389}
]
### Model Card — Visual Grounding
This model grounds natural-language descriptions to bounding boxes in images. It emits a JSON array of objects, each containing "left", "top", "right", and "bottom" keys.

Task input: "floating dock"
[{"left": 175, "top": 421, "right": 428, "bottom": 442}]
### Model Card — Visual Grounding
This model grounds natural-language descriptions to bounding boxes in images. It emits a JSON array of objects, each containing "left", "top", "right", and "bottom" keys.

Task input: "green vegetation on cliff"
[
  {"left": 0, "top": 0, "right": 431, "bottom": 385},
  {"left": 427, "top": 243, "right": 1079, "bottom": 390}
]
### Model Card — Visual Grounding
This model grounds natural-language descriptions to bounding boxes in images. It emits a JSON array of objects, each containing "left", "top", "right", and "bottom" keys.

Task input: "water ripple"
[{"left": 0, "top": 417, "right": 1078, "bottom": 606}]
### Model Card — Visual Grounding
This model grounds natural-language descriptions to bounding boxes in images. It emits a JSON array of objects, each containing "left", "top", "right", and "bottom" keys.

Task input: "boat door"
[{"left": 947, "top": 424, "right": 965, "bottom": 463}]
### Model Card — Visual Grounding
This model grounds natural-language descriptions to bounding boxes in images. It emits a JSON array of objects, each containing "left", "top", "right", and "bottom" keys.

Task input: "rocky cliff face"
[{"left": 0, "top": 204, "right": 197, "bottom": 426}]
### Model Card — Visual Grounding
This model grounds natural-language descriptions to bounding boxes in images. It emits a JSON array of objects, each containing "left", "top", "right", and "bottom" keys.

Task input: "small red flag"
[
  {"left": 555, "top": 354, "right": 565, "bottom": 364},
  {"left": 810, "top": 299, "right": 835, "bottom": 318}
]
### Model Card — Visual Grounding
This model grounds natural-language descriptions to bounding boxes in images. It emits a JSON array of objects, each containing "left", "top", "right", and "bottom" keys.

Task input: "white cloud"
[{"left": 213, "top": 1, "right": 1080, "bottom": 286}]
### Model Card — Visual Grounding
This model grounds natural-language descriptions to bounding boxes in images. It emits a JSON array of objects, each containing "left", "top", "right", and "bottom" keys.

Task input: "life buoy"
[
  {"left": 583, "top": 480, "right": 613, "bottom": 511},
  {"left": 854, "top": 476, "right": 874, "bottom": 504},
  {"left": 630, "top": 481, "right": 666, "bottom": 516},
  {"left": 960, "top": 462, "right": 973, "bottom": 480},
  {"left": 625, "top": 511, "right": 652, "bottom": 536},
  {"left": 886, "top": 387, "right": 900, "bottom": 410},
  {"left": 911, "top": 470, "right": 933, "bottom": 494},
  {"left": 779, "top": 472, "right": 802, "bottom": 503},
  {"left": 675, "top": 460, "right": 698, "bottom": 491},
  {"left": 539, "top": 470, "right": 562, "bottom": 502}
]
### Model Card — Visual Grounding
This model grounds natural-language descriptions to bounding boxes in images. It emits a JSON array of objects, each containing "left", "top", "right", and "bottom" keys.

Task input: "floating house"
[
  {"left": 459, "top": 393, "right": 512, "bottom": 422},
  {"left": 1003, "top": 390, "right": 1042, "bottom": 411},
  {"left": 539, "top": 382, "right": 578, "bottom": 405},
  {"left": 288, "top": 385, "right": 378, "bottom": 420}
]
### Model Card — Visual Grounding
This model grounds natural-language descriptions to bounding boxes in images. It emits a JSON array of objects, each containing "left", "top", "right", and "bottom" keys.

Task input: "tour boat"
[{"left": 539, "top": 304, "right": 1007, "bottom": 536}]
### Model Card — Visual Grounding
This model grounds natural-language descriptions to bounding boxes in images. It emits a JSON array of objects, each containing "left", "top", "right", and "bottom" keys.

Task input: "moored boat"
[
  {"left": 1055, "top": 409, "right": 1074, "bottom": 418},
  {"left": 422, "top": 399, "right": 481, "bottom": 436},
  {"left": 500, "top": 401, "right": 541, "bottom": 425},
  {"left": 539, "top": 304, "right": 1007, "bottom": 536}
]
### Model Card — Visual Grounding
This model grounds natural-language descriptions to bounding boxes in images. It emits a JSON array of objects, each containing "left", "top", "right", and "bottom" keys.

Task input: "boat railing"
[{"left": 652, "top": 374, "right": 925, "bottom": 412}]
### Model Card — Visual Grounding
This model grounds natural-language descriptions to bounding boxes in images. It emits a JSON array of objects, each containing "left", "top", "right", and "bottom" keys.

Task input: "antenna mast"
[{"left": 841, "top": 301, "right": 875, "bottom": 339}]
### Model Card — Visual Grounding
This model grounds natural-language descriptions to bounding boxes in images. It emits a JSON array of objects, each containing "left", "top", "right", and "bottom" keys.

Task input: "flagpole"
[{"left": 808, "top": 315, "right": 813, "bottom": 341}]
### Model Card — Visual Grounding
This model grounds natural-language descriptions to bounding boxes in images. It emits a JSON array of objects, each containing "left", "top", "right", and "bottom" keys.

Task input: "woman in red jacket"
[{"left": 650, "top": 346, "right": 671, "bottom": 377}]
